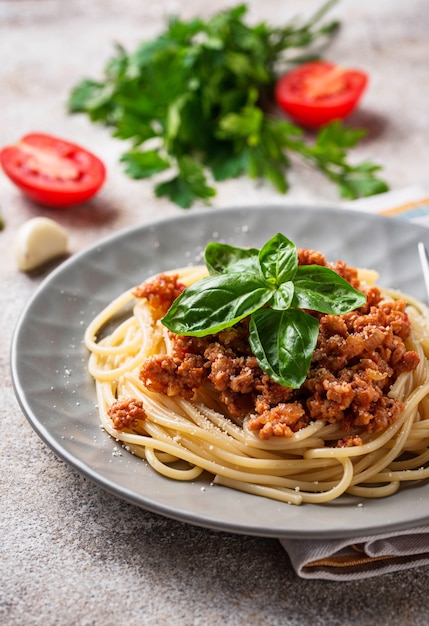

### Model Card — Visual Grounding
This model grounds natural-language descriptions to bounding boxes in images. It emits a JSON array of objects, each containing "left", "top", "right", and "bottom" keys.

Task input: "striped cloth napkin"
[
  {"left": 279, "top": 526, "right": 429, "bottom": 580},
  {"left": 280, "top": 185, "right": 429, "bottom": 580}
]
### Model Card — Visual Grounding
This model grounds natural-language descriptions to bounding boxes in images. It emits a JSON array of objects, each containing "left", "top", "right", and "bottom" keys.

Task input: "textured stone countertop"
[{"left": 2, "top": 1, "right": 429, "bottom": 624}]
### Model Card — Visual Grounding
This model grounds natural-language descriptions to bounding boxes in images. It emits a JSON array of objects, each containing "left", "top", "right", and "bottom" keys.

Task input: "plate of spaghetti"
[{"left": 11, "top": 205, "right": 429, "bottom": 538}]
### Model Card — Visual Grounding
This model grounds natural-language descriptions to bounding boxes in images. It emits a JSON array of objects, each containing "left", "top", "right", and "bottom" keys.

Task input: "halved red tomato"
[
  {"left": 0, "top": 132, "right": 106, "bottom": 207},
  {"left": 275, "top": 61, "right": 368, "bottom": 128}
]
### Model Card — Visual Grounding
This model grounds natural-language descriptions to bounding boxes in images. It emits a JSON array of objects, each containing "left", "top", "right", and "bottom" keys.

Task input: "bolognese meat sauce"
[
  {"left": 135, "top": 252, "right": 420, "bottom": 441},
  {"left": 132, "top": 273, "right": 186, "bottom": 316}
]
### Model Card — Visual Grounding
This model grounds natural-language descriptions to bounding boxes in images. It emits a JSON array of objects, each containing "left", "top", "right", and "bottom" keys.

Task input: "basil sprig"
[{"left": 162, "top": 234, "right": 366, "bottom": 388}]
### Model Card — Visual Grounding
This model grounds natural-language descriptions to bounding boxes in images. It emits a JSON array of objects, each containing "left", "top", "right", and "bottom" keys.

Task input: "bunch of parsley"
[{"left": 68, "top": 1, "right": 388, "bottom": 208}]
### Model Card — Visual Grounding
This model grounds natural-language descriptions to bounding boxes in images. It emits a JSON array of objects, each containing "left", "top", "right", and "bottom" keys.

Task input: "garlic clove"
[{"left": 15, "top": 216, "right": 69, "bottom": 271}]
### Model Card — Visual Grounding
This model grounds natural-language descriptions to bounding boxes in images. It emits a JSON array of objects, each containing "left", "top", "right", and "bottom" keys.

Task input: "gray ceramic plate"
[{"left": 11, "top": 205, "right": 429, "bottom": 538}]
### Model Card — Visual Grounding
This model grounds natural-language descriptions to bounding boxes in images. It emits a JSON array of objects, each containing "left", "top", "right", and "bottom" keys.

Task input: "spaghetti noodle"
[{"left": 84, "top": 263, "right": 429, "bottom": 505}]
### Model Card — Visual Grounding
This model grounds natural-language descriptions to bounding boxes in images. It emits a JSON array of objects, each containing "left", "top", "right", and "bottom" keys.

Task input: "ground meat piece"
[
  {"left": 346, "top": 396, "right": 404, "bottom": 432},
  {"left": 139, "top": 353, "right": 205, "bottom": 400},
  {"left": 337, "top": 434, "right": 363, "bottom": 448},
  {"left": 328, "top": 259, "right": 360, "bottom": 289},
  {"left": 254, "top": 374, "right": 295, "bottom": 413},
  {"left": 171, "top": 334, "right": 212, "bottom": 360},
  {"left": 351, "top": 374, "right": 384, "bottom": 406},
  {"left": 348, "top": 299, "right": 411, "bottom": 340},
  {"left": 298, "top": 248, "right": 327, "bottom": 267},
  {"left": 380, "top": 301, "right": 412, "bottom": 340},
  {"left": 248, "top": 402, "right": 306, "bottom": 440},
  {"left": 203, "top": 341, "right": 293, "bottom": 415},
  {"left": 133, "top": 274, "right": 185, "bottom": 316},
  {"left": 217, "top": 325, "right": 253, "bottom": 355},
  {"left": 399, "top": 350, "right": 421, "bottom": 372},
  {"left": 204, "top": 343, "right": 255, "bottom": 392},
  {"left": 170, "top": 322, "right": 252, "bottom": 362},
  {"left": 364, "top": 287, "right": 383, "bottom": 310},
  {"left": 311, "top": 330, "right": 366, "bottom": 373},
  {"left": 107, "top": 398, "right": 146, "bottom": 430},
  {"left": 319, "top": 314, "right": 349, "bottom": 339},
  {"left": 305, "top": 369, "right": 354, "bottom": 422},
  {"left": 203, "top": 343, "right": 260, "bottom": 417},
  {"left": 169, "top": 334, "right": 211, "bottom": 361}
]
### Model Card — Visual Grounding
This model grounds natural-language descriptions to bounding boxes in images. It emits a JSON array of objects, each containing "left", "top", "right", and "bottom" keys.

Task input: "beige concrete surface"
[{"left": 1, "top": 1, "right": 429, "bottom": 624}]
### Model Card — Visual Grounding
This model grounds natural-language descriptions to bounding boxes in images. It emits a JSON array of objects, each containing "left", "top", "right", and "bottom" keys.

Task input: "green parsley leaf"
[
  {"left": 120, "top": 149, "right": 170, "bottom": 179},
  {"left": 155, "top": 157, "right": 216, "bottom": 208},
  {"left": 209, "top": 149, "right": 250, "bottom": 182}
]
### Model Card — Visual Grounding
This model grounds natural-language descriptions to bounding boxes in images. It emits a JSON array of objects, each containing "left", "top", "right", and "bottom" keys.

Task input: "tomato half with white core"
[
  {"left": 0, "top": 133, "right": 106, "bottom": 207},
  {"left": 275, "top": 61, "right": 368, "bottom": 128}
]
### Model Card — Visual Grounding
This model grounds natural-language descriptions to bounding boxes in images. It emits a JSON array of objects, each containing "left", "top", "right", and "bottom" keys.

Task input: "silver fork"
[{"left": 418, "top": 241, "right": 429, "bottom": 300}]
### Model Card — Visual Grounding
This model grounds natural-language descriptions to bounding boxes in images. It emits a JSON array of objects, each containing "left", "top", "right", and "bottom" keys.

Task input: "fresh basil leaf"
[
  {"left": 268, "top": 281, "right": 295, "bottom": 310},
  {"left": 249, "top": 308, "right": 319, "bottom": 389},
  {"left": 162, "top": 272, "right": 273, "bottom": 336},
  {"left": 204, "top": 242, "right": 260, "bottom": 275},
  {"left": 258, "top": 233, "right": 298, "bottom": 285},
  {"left": 292, "top": 265, "right": 366, "bottom": 314}
]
